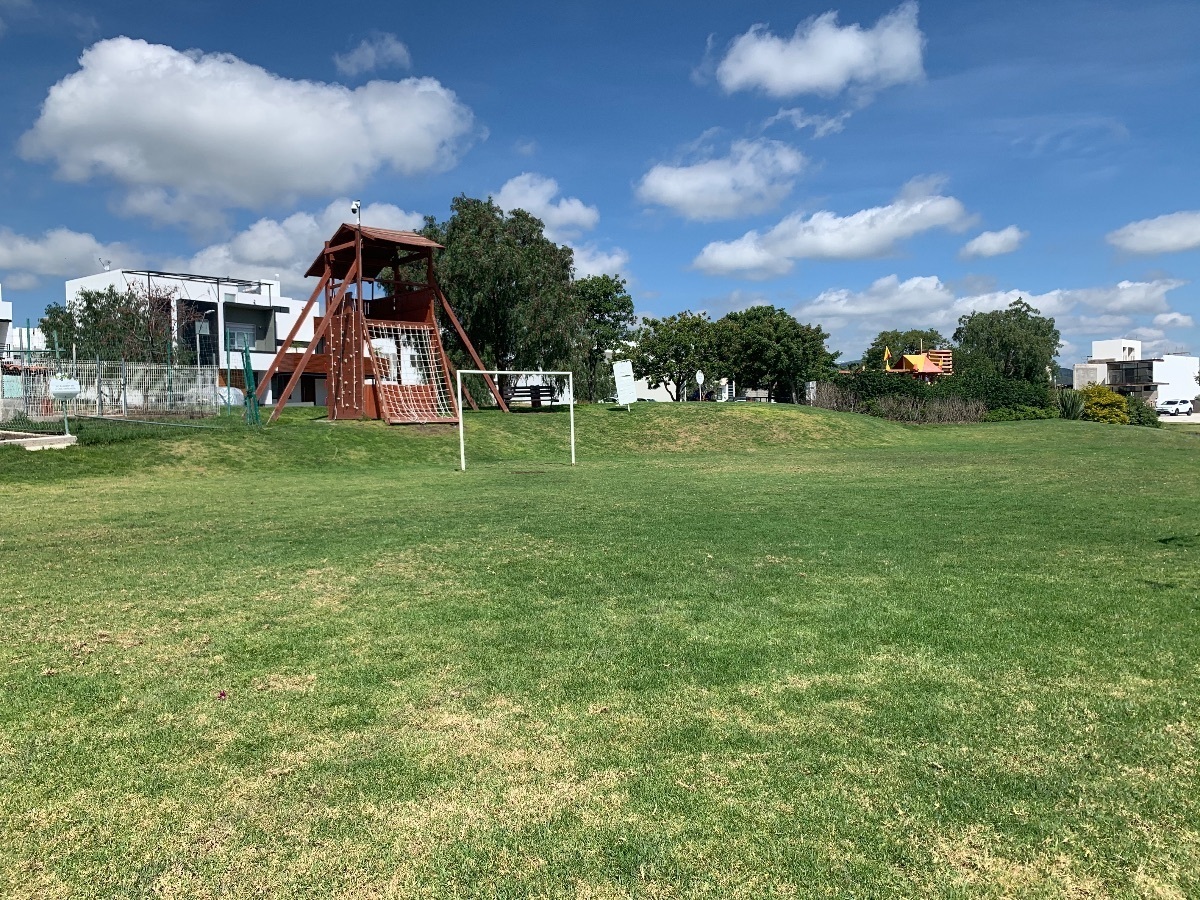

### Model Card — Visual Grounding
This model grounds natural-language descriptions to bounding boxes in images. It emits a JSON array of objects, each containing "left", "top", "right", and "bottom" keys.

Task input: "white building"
[
  {"left": 1074, "top": 338, "right": 1199, "bottom": 403},
  {"left": 64, "top": 269, "right": 313, "bottom": 403},
  {"left": 0, "top": 284, "right": 47, "bottom": 357}
]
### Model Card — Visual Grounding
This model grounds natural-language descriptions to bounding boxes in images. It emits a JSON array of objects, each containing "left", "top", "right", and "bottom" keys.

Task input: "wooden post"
[
  {"left": 255, "top": 270, "right": 330, "bottom": 400},
  {"left": 431, "top": 275, "right": 508, "bottom": 412},
  {"left": 268, "top": 260, "right": 358, "bottom": 424}
]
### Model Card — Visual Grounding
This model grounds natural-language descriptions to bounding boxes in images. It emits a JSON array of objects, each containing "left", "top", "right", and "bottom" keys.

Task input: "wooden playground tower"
[{"left": 257, "top": 224, "right": 507, "bottom": 424}]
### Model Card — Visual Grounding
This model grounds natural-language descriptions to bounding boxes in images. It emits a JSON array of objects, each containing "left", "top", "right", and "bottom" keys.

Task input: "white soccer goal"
[{"left": 456, "top": 369, "right": 575, "bottom": 471}]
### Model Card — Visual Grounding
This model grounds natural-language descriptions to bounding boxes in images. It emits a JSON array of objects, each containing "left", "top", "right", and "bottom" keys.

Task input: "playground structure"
[
  {"left": 883, "top": 347, "right": 954, "bottom": 380},
  {"left": 258, "top": 224, "right": 507, "bottom": 425}
]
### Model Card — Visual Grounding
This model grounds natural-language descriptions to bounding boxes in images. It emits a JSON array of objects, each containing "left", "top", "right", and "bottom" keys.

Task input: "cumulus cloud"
[
  {"left": 1106, "top": 210, "right": 1200, "bottom": 254},
  {"left": 1153, "top": 311, "right": 1195, "bottom": 328},
  {"left": 333, "top": 33, "right": 412, "bottom": 77},
  {"left": 0, "top": 226, "right": 140, "bottom": 287},
  {"left": 791, "top": 274, "right": 1189, "bottom": 357},
  {"left": 959, "top": 225, "right": 1027, "bottom": 259},
  {"left": 716, "top": 2, "right": 924, "bottom": 98},
  {"left": 573, "top": 245, "right": 630, "bottom": 278},
  {"left": 637, "top": 139, "right": 807, "bottom": 221},
  {"left": 693, "top": 177, "right": 969, "bottom": 278},
  {"left": 491, "top": 173, "right": 628, "bottom": 277},
  {"left": 20, "top": 37, "right": 475, "bottom": 223},
  {"left": 171, "top": 199, "right": 423, "bottom": 298},
  {"left": 493, "top": 173, "right": 599, "bottom": 242}
]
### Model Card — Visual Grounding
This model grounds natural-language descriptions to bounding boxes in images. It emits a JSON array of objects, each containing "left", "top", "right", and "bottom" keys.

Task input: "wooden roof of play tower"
[{"left": 303, "top": 225, "right": 444, "bottom": 279}]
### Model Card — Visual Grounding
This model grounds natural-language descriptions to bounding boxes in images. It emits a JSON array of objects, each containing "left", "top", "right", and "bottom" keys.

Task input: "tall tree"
[
  {"left": 630, "top": 311, "right": 716, "bottom": 401},
  {"left": 572, "top": 274, "right": 635, "bottom": 402},
  {"left": 716, "top": 306, "right": 838, "bottom": 401},
  {"left": 954, "top": 299, "right": 1060, "bottom": 382},
  {"left": 40, "top": 284, "right": 193, "bottom": 362},
  {"left": 862, "top": 328, "right": 948, "bottom": 370},
  {"left": 425, "top": 196, "right": 579, "bottom": 389}
]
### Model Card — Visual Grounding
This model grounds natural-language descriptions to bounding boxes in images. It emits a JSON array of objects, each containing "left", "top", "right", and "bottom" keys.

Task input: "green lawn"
[{"left": 1, "top": 404, "right": 1197, "bottom": 898}]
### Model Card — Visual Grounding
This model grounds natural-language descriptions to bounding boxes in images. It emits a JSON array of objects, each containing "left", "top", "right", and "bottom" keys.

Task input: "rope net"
[{"left": 366, "top": 323, "right": 455, "bottom": 424}]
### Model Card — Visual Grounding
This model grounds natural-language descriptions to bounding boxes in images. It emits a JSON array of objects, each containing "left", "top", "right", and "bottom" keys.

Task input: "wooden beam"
[
  {"left": 431, "top": 275, "right": 508, "bottom": 412},
  {"left": 268, "top": 259, "right": 359, "bottom": 424},
  {"left": 256, "top": 270, "right": 330, "bottom": 401}
]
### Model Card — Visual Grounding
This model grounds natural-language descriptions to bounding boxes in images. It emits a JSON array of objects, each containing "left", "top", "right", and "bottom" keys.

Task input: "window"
[{"left": 226, "top": 323, "right": 256, "bottom": 351}]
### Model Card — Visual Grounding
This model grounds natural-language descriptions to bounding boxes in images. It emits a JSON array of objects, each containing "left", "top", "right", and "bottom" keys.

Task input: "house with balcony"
[
  {"left": 1073, "top": 338, "right": 1199, "bottom": 404},
  {"left": 64, "top": 269, "right": 314, "bottom": 404}
]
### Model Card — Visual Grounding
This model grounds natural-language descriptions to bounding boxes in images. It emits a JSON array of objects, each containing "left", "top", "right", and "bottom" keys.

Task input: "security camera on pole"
[{"left": 350, "top": 200, "right": 361, "bottom": 225}]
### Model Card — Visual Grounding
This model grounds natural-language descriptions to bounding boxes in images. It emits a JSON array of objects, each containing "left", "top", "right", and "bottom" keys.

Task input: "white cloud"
[
  {"left": 1106, "top": 210, "right": 1200, "bottom": 254},
  {"left": 20, "top": 37, "right": 475, "bottom": 223},
  {"left": 493, "top": 173, "right": 599, "bottom": 242},
  {"left": 171, "top": 199, "right": 423, "bottom": 298},
  {"left": 959, "top": 225, "right": 1027, "bottom": 259},
  {"left": 1153, "top": 311, "right": 1195, "bottom": 328},
  {"left": 573, "top": 244, "right": 630, "bottom": 278},
  {"left": 637, "top": 139, "right": 807, "bottom": 221},
  {"left": 490, "top": 173, "right": 628, "bottom": 278},
  {"left": 716, "top": 2, "right": 924, "bottom": 98},
  {"left": 0, "top": 226, "right": 140, "bottom": 287},
  {"left": 333, "top": 33, "right": 412, "bottom": 77},
  {"left": 790, "top": 274, "right": 1189, "bottom": 357},
  {"left": 763, "top": 106, "right": 852, "bottom": 138},
  {"left": 693, "top": 177, "right": 969, "bottom": 278}
]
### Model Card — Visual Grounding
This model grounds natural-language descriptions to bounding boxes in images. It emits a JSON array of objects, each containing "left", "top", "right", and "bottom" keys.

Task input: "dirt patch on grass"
[{"left": 931, "top": 825, "right": 1109, "bottom": 897}]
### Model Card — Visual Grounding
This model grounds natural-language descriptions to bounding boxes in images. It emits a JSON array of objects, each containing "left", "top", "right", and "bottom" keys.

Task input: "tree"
[
  {"left": 425, "top": 196, "right": 580, "bottom": 390},
  {"left": 862, "top": 328, "right": 947, "bottom": 371},
  {"left": 716, "top": 306, "right": 838, "bottom": 401},
  {"left": 572, "top": 274, "right": 635, "bottom": 402},
  {"left": 953, "top": 299, "right": 1060, "bottom": 382},
  {"left": 40, "top": 284, "right": 194, "bottom": 363},
  {"left": 631, "top": 311, "right": 716, "bottom": 401}
]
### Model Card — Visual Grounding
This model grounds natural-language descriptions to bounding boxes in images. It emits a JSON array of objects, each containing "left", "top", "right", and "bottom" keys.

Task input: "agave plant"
[{"left": 1058, "top": 388, "right": 1085, "bottom": 420}]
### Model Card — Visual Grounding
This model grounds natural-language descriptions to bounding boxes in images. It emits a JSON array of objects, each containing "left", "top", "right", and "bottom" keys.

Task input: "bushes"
[
  {"left": 815, "top": 371, "right": 1053, "bottom": 424},
  {"left": 812, "top": 382, "right": 984, "bottom": 423},
  {"left": 1125, "top": 395, "right": 1161, "bottom": 428},
  {"left": 983, "top": 405, "right": 1060, "bottom": 422},
  {"left": 1079, "top": 384, "right": 1130, "bottom": 425}
]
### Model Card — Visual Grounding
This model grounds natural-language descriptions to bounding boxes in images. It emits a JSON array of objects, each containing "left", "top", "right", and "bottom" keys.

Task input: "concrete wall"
[{"left": 1073, "top": 363, "right": 1107, "bottom": 389}]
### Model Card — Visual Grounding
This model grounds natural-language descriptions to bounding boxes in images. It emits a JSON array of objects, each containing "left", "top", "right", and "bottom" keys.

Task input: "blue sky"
[{"left": 1, "top": 0, "right": 1199, "bottom": 362}]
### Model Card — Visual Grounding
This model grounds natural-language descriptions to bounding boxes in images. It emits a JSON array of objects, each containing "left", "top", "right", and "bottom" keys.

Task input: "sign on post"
[
  {"left": 612, "top": 359, "right": 637, "bottom": 408},
  {"left": 696, "top": 369, "right": 705, "bottom": 401}
]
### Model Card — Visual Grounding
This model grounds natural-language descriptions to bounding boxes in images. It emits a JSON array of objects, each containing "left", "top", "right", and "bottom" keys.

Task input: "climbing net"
[{"left": 365, "top": 322, "right": 455, "bottom": 423}]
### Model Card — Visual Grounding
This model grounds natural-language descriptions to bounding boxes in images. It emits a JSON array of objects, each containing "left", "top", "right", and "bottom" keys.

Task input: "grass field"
[{"left": 1, "top": 404, "right": 1197, "bottom": 898}]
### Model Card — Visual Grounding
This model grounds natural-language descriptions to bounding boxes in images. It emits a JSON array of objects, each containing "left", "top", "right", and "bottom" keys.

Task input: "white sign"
[
  {"left": 612, "top": 359, "right": 638, "bottom": 406},
  {"left": 695, "top": 370, "right": 705, "bottom": 386},
  {"left": 49, "top": 378, "right": 81, "bottom": 401}
]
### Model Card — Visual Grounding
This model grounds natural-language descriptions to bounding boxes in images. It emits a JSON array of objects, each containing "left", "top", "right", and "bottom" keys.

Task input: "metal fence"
[{"left": 1, "top": 352, "right": 224, "bottom": 429}]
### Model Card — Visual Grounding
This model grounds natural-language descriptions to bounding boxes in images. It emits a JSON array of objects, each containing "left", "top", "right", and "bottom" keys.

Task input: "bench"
[{"left": 506, "top": 385, "right": 558, "bottom": 408}]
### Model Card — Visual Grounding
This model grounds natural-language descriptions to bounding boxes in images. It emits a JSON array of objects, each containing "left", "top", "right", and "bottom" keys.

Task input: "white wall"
[
  {"left": 1091, "top": 338, "right": 1141, "bottom": 361},
  {"left": 1154, "top": 354, "right": 1200, "bottom": 402}
]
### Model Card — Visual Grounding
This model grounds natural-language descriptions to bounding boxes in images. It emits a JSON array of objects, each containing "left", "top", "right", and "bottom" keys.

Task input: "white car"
[{"left": 1155, "top": 398, "right": 1194, "bottom": 416}]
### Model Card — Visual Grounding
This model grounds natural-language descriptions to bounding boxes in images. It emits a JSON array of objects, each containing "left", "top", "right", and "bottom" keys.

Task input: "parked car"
[{"left": 1155, "top": 398, "right": 1194, "bottom": 416}]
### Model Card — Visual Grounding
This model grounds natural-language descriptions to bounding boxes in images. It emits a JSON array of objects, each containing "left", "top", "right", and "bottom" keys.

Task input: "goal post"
[{"left": 456, "top": 369, "right": 575, "bottom": 471}]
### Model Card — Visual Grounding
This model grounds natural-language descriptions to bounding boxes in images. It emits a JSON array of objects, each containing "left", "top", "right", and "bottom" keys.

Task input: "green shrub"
[
  {"left": 1057, "top": 388, "right": 1085, "bottom": 420},
  {"left": 1079, "top": 384, "right": 1130, "bottom": 425},
  {"left": 1125, "top": 395, "right": 1161, "bottom": 428},
  {"left": 983, "top": 405, "right": 1060, "bottom": 422}
]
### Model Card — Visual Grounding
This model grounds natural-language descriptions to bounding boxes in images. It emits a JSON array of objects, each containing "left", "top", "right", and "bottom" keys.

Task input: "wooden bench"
[{"left": 506, "top": 385, "right": 558, "bottom": 408}]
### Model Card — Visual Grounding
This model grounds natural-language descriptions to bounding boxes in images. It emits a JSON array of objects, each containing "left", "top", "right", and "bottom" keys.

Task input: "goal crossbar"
[{"left": 456, "top": 369, "right": 575, "bottom": 471}]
